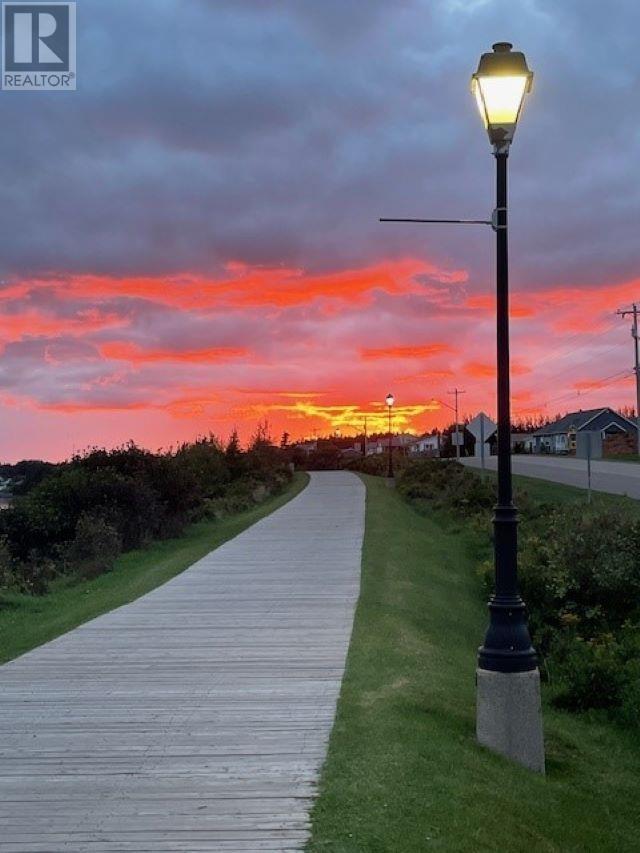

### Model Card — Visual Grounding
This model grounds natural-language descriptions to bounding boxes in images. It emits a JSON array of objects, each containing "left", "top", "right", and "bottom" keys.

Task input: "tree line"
[{"left": 0, "top": 426, "right": 291, "bottom": 596}]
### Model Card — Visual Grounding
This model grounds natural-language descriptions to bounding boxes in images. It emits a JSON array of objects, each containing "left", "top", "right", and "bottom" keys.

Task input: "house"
[
  {"left": 408, "top": 433, "right": 440, "bottom": 457},
  {"left": 292, "top": 439, "right": 317, "bottom": 456},
  {"left": 340, "top": 447, "right": 363, "bottom": 462},
  {"left": 365, "top": 434, "right": 417, "bottom": 456},
  {"left": 532, "top": 408, "right": 637, "bottom": 456},
  {"left": 510, "top": 433, "right": 535, "bottom": 454},
  {"left": 486, "top": 431, "right": 535, "bottom": 454}
]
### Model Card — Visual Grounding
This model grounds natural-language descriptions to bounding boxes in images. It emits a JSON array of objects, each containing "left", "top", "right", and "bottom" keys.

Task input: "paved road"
[
  {"left": 0, "top": 471, "right": 365, "bottom": 852},
  {"left": 462, "top": 455, "right": 640, "bottom": 499}
]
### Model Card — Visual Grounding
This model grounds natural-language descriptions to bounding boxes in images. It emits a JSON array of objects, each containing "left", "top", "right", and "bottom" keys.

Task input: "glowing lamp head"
[
  {"left": 471, "top": 42, "right": 532, "bottom": 148},
  {"left": 385, "top": 393, "right": 395, "bottom": 408}
]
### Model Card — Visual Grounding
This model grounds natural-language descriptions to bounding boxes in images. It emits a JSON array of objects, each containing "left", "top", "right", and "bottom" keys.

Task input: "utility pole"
[
  {"left": 448, "top": 388, "right": 466, "bottom": 459},
  {"left": 616, "top": 303, "right": 640, "bottom": 456},
  {"left": 362, "top": 416, "right": 367, "bottom": 457}
]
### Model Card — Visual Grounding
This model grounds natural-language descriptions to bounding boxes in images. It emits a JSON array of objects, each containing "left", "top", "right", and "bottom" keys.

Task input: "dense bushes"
[
  {"left": 344, "top": 451, "right": 409, "bottom": 477},
  {"left": 397, "top": 458, "right": 494, "bottom": 514},
  {"left": 518, "top": 507, "right": 640, "bottom": 721},
  {"left": 551, "top": 629, "right": 640, "bottom": 723},
  {"left": 397, "top": 459, "right": 640, "bottom": 726},
  {"left": 0, "top": 460, "right": 56, "bottom": 495},
  {"left": 0, "top": 432, "right": 291, "bottom": 596},
  {"left": 64, "top": 512, "right": 122, "bottom": 580},
  {"left": 519, "top": 508, "right": 640, "bottom": 640}
]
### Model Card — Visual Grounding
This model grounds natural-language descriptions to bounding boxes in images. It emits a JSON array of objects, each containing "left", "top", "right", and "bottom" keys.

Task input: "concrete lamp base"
[{"left": 476, "top": 667, "right": 545, "bottom": 774}]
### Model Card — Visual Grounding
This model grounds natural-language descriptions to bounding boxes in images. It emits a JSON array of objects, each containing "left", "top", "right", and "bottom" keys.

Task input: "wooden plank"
[{"left": 0, "top": 471, "right": 364, "bottom": 851}]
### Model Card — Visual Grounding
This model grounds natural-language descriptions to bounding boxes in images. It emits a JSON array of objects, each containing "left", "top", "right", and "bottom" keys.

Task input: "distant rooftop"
[{"left": 533, "top": 408, "right": 613, "bottom": 436}]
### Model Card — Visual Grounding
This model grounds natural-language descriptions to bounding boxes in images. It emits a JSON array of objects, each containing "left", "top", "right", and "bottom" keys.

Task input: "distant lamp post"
[
  {"left": 472, "top": 43, "right": 544, "bottom": 773},
  {"left": 385, "top": 393, "right": 395, "bottom": 478}
]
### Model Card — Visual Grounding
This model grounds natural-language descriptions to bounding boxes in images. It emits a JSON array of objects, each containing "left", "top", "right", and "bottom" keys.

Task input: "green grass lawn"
[
  {"left": 0, "top": 472, "right": 308, "bottom": 665},
  {"left": 498, "top": 470, "right": 640, "bottom": 514},
  {"left": 308, "top": 474, "right": 640, "bottom": 853}
]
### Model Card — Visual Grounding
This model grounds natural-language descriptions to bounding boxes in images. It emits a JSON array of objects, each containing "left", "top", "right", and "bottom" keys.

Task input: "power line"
[
  {"left": 513, "top": 321, "right": 628, "bottom": 415},
  {"left": 522, "top": 321, "right": 620, "bottom": 370},
  {"left": 540, "top": 340, "right": 626, "bottom": 384},
  {"left": 539, "top": 369, "right": 633, "bottom": 409}
]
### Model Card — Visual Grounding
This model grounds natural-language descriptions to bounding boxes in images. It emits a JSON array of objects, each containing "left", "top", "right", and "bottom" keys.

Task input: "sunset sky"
[{"left": 1, "top": 0, "right": 639, "bottom": 461}]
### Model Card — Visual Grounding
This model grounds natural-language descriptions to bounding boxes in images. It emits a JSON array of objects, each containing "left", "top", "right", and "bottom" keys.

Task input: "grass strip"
[{"left": 308, "top": 474, "right": 640, "bottom": 852}]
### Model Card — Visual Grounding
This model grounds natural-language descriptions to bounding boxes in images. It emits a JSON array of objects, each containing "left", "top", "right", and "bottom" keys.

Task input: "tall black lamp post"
[
  {"left": 385, "top": 393, "right": 394, "bottom": 477},
  {"left": 472, "top": 42, "right": 544, "bottom": 772},
  {"left": 378, "top": 39, "right": 544, "bottom": 772}
]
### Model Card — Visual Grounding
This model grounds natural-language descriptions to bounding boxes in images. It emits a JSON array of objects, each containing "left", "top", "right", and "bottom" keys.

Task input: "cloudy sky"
[{"left": 1, "top": 0, "right": 639, "bottom": 460}]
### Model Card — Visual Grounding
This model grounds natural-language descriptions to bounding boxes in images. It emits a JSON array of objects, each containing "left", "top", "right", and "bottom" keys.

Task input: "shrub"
[
  {"left": 549, "top": 625, "right": 640, "bottom": 718},
  {"left": 203, "top": 471, "right": 289, "bottom": 518},
  {"left": 13, "top": 552, "right": 57, "bottom": 596},
  {"left": 0, "top": 466, "right": 161, "bottom": 559},
  {"left": 204, "top": 479, "right": 257, "bottom": 518},
  {"left": 397, "top": 458, "right": 640, "bottom": 726},
  {"left": 0, "top": 435, "right": 292, "bottom": 596},
  {"left": 296, "top": 444, "right": 343, "bottom": 471},
  {"left": 397, "top": 459, "right": 495, "bottom": 517},
  {"left": 65, "top": 512, "right": 122, "bottom": 579},
  {"left": 0, "top": 460, "right": 57, "bottom": 495},
  {"left": 551, "top": 633, "right": 627, "bottom": 712},
  {"left": 345, "top": 452, "right": 409, "bottom": 477},
  {"left": 519, "top": 506, "right": 640, "bottom": 642},
  {"left": 0, "top": 535, "right": 14, "bottom": 591},
  {"left": 175, "top": 437, "right": 230, "bottom": 501}
]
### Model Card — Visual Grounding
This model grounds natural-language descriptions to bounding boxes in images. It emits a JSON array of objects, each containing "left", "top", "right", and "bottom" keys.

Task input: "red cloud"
[
  {"left": 1, "top": 263, "right": 639, "bottom": 461},
  {"left": 465, "top": 295, "right": 535, "bottom": 318},
  {"left": 0, "top": 309, "right": 125, "bottom": 346},
  {"left": 19, "top": 257, "right": 467, "bottom": 312},
  {"left": 361, "top": 343, "right": 452, "bottom": 360},
  {"left": 99, "top": 342, "right": 249, "bottom": 364},
  {"left": 464, "top": 360, "right": 531, "bottom": 379}
]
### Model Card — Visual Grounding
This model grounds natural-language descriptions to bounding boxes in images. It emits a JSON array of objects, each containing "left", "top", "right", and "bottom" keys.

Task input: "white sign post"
[{"left": 467, "top": 412, "right": 497, "bottom": 469}]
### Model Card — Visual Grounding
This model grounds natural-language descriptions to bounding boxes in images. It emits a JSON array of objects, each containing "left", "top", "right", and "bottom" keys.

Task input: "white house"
[
  {"left": 408, "top": 434, "right": 440, "bottom": 456},
  {"left": 366, "top": 434, "right": 417, "bottom": 456}
]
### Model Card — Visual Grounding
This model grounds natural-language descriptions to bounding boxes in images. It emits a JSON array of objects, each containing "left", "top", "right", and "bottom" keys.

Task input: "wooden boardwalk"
[{"left": 0, "top": 471, "right": 365, "bottom": 852}]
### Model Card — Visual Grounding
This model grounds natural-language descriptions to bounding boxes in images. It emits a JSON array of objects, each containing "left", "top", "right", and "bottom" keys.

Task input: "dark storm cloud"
[{"left": 0, "top": 0, "right": 639, "bottom": 289}]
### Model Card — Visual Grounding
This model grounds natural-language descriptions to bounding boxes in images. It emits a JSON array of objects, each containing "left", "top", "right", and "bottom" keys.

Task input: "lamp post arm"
[
  {"left": 380, "top": 215, "right": 504, "bottom": 233},
  {"left": 380, "top": 217, "right": 493, "bottom": 226}
]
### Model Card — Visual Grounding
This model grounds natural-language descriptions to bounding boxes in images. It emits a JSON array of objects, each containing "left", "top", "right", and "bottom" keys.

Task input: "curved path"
[{"left": 0, "top": 471, "right": 365, "bottom": 852}]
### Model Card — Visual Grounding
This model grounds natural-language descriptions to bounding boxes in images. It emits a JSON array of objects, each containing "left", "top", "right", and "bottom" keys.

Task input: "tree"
[
  {"left": 250, "top": 419, "right": 273, "bottom": 450},
  {"left": 225, "top": 429, "right": 246, "bottom": 479}
]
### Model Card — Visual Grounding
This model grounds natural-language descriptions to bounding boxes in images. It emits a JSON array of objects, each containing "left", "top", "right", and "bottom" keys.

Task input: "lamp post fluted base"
[
  {"left": 478, "top": 596, "right": 538, "bottom": 673},
  {"left": 476, "top": 667, "right": 545, "bottom": 773}
]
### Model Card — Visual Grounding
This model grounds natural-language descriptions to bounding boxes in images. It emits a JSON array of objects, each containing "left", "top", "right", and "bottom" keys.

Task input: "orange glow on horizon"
[{"left": 1, "top": 259, "right": 638, "bottom": 460}]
